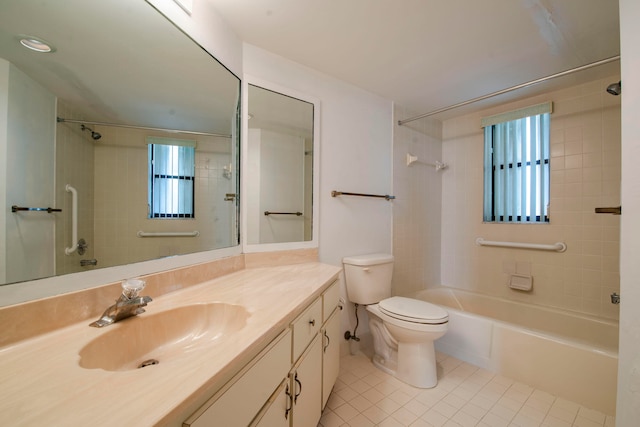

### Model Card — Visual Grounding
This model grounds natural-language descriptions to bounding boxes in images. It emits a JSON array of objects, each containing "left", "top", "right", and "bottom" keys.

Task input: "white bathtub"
[{"left": 410, "top": 287, "right": 618, "bottom": 415}]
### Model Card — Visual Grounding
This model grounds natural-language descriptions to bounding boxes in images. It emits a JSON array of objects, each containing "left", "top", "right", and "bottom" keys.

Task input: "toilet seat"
[{"left": 378, "top": 296, "right": 448, "bottom": 325}]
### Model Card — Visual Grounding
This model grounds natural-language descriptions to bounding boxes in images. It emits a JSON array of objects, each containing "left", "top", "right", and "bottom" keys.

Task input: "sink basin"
[{"left": 79, "top": 303, "right": 249, "bottom": 371}]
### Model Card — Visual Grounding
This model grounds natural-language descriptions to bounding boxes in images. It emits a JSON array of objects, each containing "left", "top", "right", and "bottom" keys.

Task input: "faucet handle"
[{"left": 122, "top": 279, "right": 146, "bottom": 299}]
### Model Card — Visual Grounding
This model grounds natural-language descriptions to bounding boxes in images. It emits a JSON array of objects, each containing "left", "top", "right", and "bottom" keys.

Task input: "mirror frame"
[{"left": 241, "top": 75, "right": 320, "bottom": 253}]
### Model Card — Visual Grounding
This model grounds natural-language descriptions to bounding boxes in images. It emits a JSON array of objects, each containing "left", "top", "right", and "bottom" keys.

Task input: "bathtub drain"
[{"left": 138, "top": 359, "right": 159, "bottom": 369}]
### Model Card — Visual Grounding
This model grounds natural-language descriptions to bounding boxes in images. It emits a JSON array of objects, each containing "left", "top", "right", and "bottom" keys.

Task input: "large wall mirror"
[
  {"left": 0, "top": 0, "right": 241, "bottom": 289},
  {"left": 243, "top": 78, "right": 319, "bottom": 252}
]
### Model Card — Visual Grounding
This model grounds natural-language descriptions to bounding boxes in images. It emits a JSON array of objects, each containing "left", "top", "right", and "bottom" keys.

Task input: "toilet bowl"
[
  {"left": 342, "top": 254, "right": 449, "bottom": 388},
  {"left": 367, "top": 297, "right": 448, "bottom": 388}
]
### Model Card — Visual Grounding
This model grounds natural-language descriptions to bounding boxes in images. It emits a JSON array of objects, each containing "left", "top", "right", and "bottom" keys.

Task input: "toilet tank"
[{"left": 343, "top": 254, "right": 394, "bottom": 305}]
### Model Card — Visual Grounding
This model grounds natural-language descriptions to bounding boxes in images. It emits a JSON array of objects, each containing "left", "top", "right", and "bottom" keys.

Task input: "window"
[
  {"left": 483, "top": 102, "right": 551, "bottom": 223},
  {"left": 148, "top": 137, "right": 196, "bottom": 218}
]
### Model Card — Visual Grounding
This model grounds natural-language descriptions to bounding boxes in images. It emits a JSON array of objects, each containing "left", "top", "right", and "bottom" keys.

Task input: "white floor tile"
[{"left": 322, "top": 352, "right": 612, "bottom": 427}]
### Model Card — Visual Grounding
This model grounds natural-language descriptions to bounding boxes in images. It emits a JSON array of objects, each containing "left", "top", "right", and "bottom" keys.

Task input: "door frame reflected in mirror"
[{"left": 242, "top": 76, "right": 320, "bottom": 253}]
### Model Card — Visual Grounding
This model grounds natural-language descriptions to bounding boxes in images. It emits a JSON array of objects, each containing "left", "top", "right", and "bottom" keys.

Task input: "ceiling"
[{"left": 209, "top": 0, "right": 620, "bottom": 121}]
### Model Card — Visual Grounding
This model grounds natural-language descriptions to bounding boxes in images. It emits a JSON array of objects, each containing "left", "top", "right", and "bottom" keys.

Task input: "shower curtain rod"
[
  {"left": 397, "top": 55, "right": 621, "bottom": 126},
  {"left": 56, "top": 117, "right": 231, "bottom": 138}
]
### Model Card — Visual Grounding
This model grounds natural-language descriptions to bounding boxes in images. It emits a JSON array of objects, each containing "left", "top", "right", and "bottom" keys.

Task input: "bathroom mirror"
[
  {"left": 0, "top": 0, "right": 240, "bottom": 286},
  {"left": 243, "top": 78, "right": 319, "bottom": 251}
]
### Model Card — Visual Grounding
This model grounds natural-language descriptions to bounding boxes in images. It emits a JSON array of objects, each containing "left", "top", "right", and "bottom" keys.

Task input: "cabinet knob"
[{"left": 309, "top": 319, "right": 316, "bottom": 327}]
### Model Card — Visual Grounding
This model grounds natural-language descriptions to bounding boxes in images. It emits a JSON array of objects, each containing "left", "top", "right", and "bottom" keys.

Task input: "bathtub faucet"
[
  {"left": 610, "top": 292, "right": 620, "bottom": 304},
  {"left": 90, "top": 279, "right": 152, "bottom": 327}
]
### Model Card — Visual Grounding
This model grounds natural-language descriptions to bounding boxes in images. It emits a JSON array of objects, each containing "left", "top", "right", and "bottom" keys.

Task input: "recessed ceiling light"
[{"left": 18, "top": 36, "right": 55, "bottom": 53}]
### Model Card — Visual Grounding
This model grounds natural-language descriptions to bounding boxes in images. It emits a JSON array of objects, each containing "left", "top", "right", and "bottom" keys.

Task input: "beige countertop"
[{"left": 0, "top": 262, "right": 341, "bottom": 426}]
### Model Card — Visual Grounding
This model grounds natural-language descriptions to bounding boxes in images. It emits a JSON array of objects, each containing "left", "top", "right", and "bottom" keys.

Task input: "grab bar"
[
  {"left": 137, "top": 231, "right": 199, "bottom": 237},
  {"left": 476, "top": 237, "right": 567, "bottom": 252},
  {"left": 64, "top": 185, "right": 78, "bottom": 255},
  {"left": 331, "top": 191, "right": 395, "bottom": 201},
  {"left": 264, "top": 211, "right": 303, "bottom": 216},
  {"left": 12, "top": 205, "right": 61, "bottom": 213}
]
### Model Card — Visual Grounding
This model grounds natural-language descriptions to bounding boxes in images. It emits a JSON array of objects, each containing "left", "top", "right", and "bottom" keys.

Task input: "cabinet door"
[
  {"left": 250, "top": 379, "right": 290, "bottom": 427},
  {"left": 322, "top": 279, "right": 340, "bottom": 322},
  {"left": 322, "top": 308, "right": 341, "bottom": 409},
  {"left": 291, "top": 334, "right": 322, "bottom": 427}
]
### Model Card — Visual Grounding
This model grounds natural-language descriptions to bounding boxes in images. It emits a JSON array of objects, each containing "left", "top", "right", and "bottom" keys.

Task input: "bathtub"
[{"left": 410, "top": 287, "right": 618, "bottom": 415}]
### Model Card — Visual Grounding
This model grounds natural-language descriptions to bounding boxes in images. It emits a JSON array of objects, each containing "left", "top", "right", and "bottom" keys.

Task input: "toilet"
[{"left": 343, "top": 254, "right": 448, "bottom": 388}]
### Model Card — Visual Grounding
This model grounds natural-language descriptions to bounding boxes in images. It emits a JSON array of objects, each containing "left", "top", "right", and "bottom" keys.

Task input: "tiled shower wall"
[
  {"left": 440, "top": 76, "right": 621, "bottom": 320},
  {"left": 92, "top": 125, "right": 234, "bottom": 268},
  {"left": 55, "top": 101, "right": 95, "bottom": 276},
  {"left": 392, "top": 105, "right": 443, "bottom": 296}
]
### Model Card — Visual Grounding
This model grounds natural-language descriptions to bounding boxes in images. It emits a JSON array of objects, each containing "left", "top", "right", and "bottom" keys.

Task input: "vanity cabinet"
[
  {"left": 289, "top": 334, "right": 322, "bottom": 427},
  {"left": 183, "top": 329, "right": 292, "bottom": 427},
  {"left": 321, "top": 308, "right": 341, "bottom": 408},
  {"left": 184, "top": 279, "right": 340, "bottom": 427},
  {"left": 250, "top": 379, "right": 290, "bottom": 427},
  {"left": 321, "top": 280, "right": 341, "bottom": 408}
]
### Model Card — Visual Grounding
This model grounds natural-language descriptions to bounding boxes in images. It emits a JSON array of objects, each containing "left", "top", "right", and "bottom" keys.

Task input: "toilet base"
[
  {"left": 396, "top": 341, "right": 438, "bottom": 388},
  {"left": 368, "top": 313, "right": 441, "bottom": 389},
  {"left": 371, "top": 353, "right": 397, "bottom": 377}
]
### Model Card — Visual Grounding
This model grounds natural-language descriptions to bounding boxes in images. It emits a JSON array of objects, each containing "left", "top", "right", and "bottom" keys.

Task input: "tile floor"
[{"left": 319, "top": 351, "right": 615, "bottom": 427}]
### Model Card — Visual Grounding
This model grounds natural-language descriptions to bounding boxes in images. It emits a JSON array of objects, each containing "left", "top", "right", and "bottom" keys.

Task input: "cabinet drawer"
[
  {"left": 184, "top": 329, "right": 291, "bottom": 427},
  {"left": 291, "top": 297, "right": 322, "bottom": 362},
  {"left": 322, "top": 280, "right": 340, "bottom": 322}
]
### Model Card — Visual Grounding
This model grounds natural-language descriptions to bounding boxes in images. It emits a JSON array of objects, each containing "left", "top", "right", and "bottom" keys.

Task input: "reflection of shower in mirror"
[
  {"left": 223, "top": 164, "right": 233, "bottom": 179},
  {"left": 406, "top": 153, "right": 447, "bottom": 171}
]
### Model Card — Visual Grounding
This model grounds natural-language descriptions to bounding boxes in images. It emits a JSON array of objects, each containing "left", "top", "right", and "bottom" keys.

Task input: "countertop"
[{"left": 0, "top": 262, "right": 341, "bottom": 426}]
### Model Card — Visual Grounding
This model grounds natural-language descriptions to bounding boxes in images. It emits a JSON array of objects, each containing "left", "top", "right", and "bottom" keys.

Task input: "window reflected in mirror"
[{"left": 148, "top": 138, "right": 196, "bottom": 219}]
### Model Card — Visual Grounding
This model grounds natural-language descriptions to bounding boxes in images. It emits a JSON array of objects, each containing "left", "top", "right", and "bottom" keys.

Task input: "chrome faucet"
[{"left": 90, "top": 279, "right": 152, "bottom": 327}]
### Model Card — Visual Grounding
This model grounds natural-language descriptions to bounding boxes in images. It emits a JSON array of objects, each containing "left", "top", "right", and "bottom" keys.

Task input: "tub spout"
[{"left": 610, "top": 292, "right": 620, "bottom": 304}]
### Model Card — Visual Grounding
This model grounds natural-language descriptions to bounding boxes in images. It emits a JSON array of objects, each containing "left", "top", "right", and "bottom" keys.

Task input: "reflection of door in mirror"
[
  {"left": 247, "top": 85, "right": 314, "bottom": 244},
  {"left": 2, "top": 61, "right": 56, "bottom": 283}
]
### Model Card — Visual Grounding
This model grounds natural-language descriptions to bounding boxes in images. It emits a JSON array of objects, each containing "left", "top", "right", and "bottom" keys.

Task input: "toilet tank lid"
[
  {"left": 379, "top": 296, "right": 448, "bottom": 322},
  {"left": 343, "top": 253, "right": 394, "bottom": 266}
]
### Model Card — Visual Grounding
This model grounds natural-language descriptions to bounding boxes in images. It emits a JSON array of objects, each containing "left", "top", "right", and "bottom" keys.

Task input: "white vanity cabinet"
[
  {"left": 321, "top": 308, "right": 341, "bottom": 408},
  {"left": 183, "top": 279, "right": 341, "bottom": 427},
  {"left": 321, "top": 280, "right": 341, "bottom": 408},
  {"left": 183, "top": 329, "right": 292, "bottom": 427},
  {"left": 250, "top": 379, "right": 290, "bottom": 427},
  {"left": 288, "top": 334, "right": 323, "bottom": 427}
]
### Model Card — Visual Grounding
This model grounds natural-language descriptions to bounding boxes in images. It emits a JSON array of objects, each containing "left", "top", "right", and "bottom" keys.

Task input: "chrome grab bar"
[
  {"left": 12, "top": 205, "right": 61, "bottom": 213},
  {"left": 264, "top": 211, "right": 303, "bottom": 216},
  {"left": 331, "top": 190, "right": 395, "bottom": 200}
]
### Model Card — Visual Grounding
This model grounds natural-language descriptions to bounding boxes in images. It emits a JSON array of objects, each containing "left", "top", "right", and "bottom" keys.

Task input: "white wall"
[
  {"left": 243, "top": 44, "right": 394, "bottom": 343},
  {"left": 617, "top": 0, "right": 640, "bottom": 423}
]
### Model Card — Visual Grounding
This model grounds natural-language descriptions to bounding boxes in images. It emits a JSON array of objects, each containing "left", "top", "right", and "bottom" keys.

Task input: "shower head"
[
  {"left": 606, "top": 81, "right": 621, "bottom": 96},
  {"left": 81, "top": 124, "right": 102, "bottom": 140}
]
